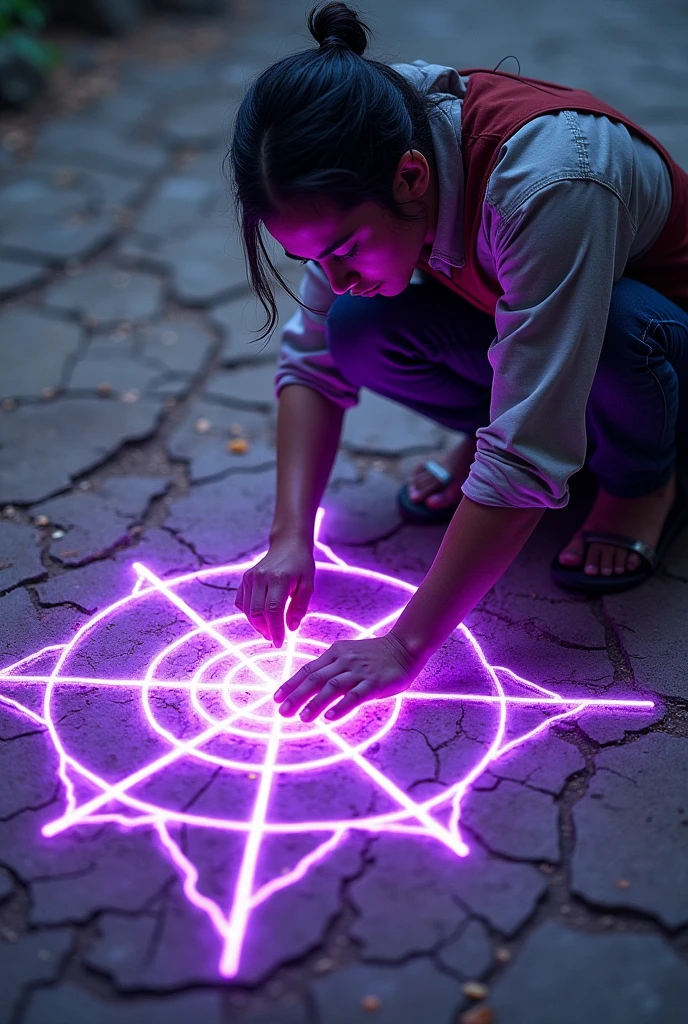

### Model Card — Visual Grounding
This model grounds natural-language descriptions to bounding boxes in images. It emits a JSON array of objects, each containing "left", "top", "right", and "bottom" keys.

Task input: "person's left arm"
[{"left": 276, "top": 177, "right": 635, "bottom": 721}]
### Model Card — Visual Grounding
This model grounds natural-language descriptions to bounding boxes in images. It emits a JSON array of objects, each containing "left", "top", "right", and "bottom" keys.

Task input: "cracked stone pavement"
[{"left": 1, "top": 2, "right": 688, "bottom": 1022}]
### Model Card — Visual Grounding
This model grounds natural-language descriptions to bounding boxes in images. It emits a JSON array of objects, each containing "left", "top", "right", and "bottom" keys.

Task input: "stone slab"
[
  {"left": 36, "top": 122, "right": 167, "bottom": 178},
  {"left": 138, "top": 319, "right": 215, "bottom": 375},
  {"left": 0, "top": 216, "right": 115, "bottom": 268},
  {"left": 0, "top": 310, "right": 81, "bottom": 400},
  {"left": 437, "top": 918, "right": 493, "bottom": 979},
  {"left": 350, "top": 835, "right": 546, "bottom": 950},
  {"left": 0, "top": 522, "right": 44, "bottom": 591},
  {"left": 24, "top": 985, "right": 224, "bottom": 1024},
  {"left": 0, "top": 258, "right": 47, "bottom": 298},
  {"left": 168, "top": 400, "right": 274, "bottom": 481},
  {"left": 0, "top": 929, "right": 72, "bottom": 1024},
  {"left": 45, "top": 268, "right": 164, "bottom": 327},
  {"left": 312, "top": 958, "right": 464, "bottom": 1024},
  {"left": 572, "top": 734, "right": 688, "bottom": 927},
  {"left": 210, "top": 291, "right": 295, "bottom": 366},
  {"left": 463, "top": 779, "right": 560, "bottom": 862},
  {"left": 204, "top": 363, "right": 277, "bottom": 409},
  {"left": 162, "top": 96, "right": 238, "bottom": 148},
  {"left": 320, "top": 472, "right": 402, "bottom": 546},
  {"left": 34, "top": 476, "right": 169, "bottom": 566},
  {"left": 165, "top": 468, "right": 277, "bottom": 563},
  {"left": 490, "top": 921, "right": 688, "bottom": 1024},
  {"left": 135, "top": 175, "right": 217, "bottom": 238},
  {"left": 0, "top": 397, "right": 162, "bottom": 504},
  {"left": 159, "top": 223, "right": 247, "bottom": 305},
  {"left": 342, "top": 390, "right": 445, "bottom": 456}
]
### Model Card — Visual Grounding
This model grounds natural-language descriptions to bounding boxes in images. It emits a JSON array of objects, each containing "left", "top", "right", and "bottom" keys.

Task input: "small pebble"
[
  {"left": 228, "top": 437, "right": 249, "bottom": 455},
  {"left": 51, "top": 529, "right": 65, "bottom": 540},
  {"left": 96, "top": 382, "right": 113, "bottom": 397},
  {"left": 460, "top": 1006, "right": 493, "bottom": 1024},
  {"left": 41, "top": 386, "right": 57, "bottom": 401},
  {"left": 164, "top": 397, "right": 177, "bottom": 409},
  {"left": 361, "top": 995, "right": 382, "bottom": 1012},
  {"left": 601, "top": 916, "right": 615, "bottom": 928},
  {"left": 78, "top": 481, "right": 91, "bottom": 491},
  {"left": 53, "top": 168, "right": 77, "bottom": 188},
  {"left": 0, "top": 927, "right": 19, "bottom": 943},
  {"left": 229, "top": 423, "right": 245, "bottom": 437},
  {"left": 2, "top": 398, "right": 16, "bottom": 411},
  {"left": 560, "top": 904, "right": 571, "bottom": 916},
  {"left": 247, "top": 773, "right": 257, "bottom": 780},
  {"left": 2, "top": 505, "right": 16, "bottom": 517},
  {"left": 120, "top": 389, "right": 140, "bottom": 404},
  {"left": 616, "top": 878, "right": 631, "bottom": 889},
  {"left": 462, "top": 981, "right": 488, "bottom": 1001},
  {"left": 195, "top": 417, "right": 212, "bottom": 434},
  {"left": 84, "top": 315, "right": 100, "bottom": 329},
  {"left": 495, "top": 946, "right": 511, "bottom": 963},
  {"left": 539, "top": 863, "right": 555, "bottom": 874},
  {"left": 34, "top": 515, "right": 50, "bottom": 527},
  {"left": 314, "top": 957, "right": 333, "bottom": 973},
  {"left": 37, "top": 949, "right": 51, "bottom": 961}
]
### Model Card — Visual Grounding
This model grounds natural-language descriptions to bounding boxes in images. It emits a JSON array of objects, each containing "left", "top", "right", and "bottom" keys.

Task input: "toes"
[
  {"left": 409, "top": 466, "right": 442, "bottom": 502},
  {"left": 425, "top": 479, "right": 462, "bottom": 509},
  {"left": 598, "top": 545, "right": 616, "bottom": 577},
  {"left": 583, "top": 542, "right": 603, "bottom": 575},
  {"left": 558, "top": 532, "right": 585, "bottom": 566}
]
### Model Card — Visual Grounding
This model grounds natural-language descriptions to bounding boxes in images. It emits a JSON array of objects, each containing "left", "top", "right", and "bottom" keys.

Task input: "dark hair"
[{"left": 227, "top": 2, "right": 436, "bottom": 339}]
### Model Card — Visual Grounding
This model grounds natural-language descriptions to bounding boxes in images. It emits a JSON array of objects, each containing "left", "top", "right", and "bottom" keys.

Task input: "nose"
[{"left": 326, "top": 266, "right": 360, "bottom": 296}]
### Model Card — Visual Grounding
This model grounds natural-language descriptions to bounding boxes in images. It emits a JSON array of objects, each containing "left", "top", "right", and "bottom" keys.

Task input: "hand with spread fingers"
[{"left": 274, "top": 631, "right": 424, "bottom": 722}]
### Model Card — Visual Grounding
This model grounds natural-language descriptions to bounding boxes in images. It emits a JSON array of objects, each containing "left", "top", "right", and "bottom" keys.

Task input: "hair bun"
[{"left": 308, "top": 2, "right": 370, "bottom": 57}]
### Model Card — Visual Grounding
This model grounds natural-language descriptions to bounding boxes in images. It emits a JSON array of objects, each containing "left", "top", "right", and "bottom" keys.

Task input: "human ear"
[{"left": 393, "top": 149, "right": 431, "bottom": 201}]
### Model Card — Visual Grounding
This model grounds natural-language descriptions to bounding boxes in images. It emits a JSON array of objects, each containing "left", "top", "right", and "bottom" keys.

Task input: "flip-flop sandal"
[
  {"left": 551, "top": 479, "right": 688, "bottom": 594},
  {"left": 397, "top": 458, "right": 459, "bottom": 525}
]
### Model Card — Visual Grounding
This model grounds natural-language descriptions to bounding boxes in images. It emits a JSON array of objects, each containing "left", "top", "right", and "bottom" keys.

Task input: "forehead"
[{"left": 264, "top": 196, "right": 353, "bottom": 253}]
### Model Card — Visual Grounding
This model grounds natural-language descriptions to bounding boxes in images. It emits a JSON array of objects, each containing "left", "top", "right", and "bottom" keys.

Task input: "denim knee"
[{"left": 598, "top": 277, "right": 660, "bottom": 378}]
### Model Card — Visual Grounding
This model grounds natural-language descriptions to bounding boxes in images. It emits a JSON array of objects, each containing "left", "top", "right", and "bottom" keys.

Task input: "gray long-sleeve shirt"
[{"left": 275, "top": 61, "right": 672, "bottom": 509}]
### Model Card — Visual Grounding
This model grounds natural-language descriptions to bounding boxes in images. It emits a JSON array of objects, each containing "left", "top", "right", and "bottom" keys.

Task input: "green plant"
[{"left": 0, "top": 0, "right": 59, "bottom": 71}]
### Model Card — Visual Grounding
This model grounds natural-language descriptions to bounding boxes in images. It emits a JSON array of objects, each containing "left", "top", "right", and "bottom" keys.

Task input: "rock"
[
  {"left": 167, "top": 400, "right": 274, "bottom": 481},
  {"left": 162, "top": 97, "right": 238, "bottom": 149},
  {"left": 0, "top": 215, "right": 115, "bottom": 267},
  {"left": 159, "top": 223, "right": 247, "bottom": 306},
  {"left": 45, "top": 267, "right": 164, "bottom": 326},
  {"left": 438, "top": 919, "right": 493, "bottom": 979},
  {"left": 572, "top": 734, "right": 688, "bottom": 927},
  {"left": 490, "top": 921, "right": 688, "bottom": 1023},
  {"left": 0, "top": 522, "right": 44, "bottom": 590},
  {"left": 0, "top": 930, "right": 72, "bottom": 1024},
  {"left": 33, "top": 476, "right": 168, "bottom": 565},
  {"left": 204, "top": 363, "right": 277, "bottom": 409},
  {"left": 0, "top": 310, "right": 81, "bottom": 400},
  {"left": 313, "top": 959, "right": 464, "bottom": 1023},
  {"left": 24, "top": 984, "right": 224, "bottom": 1024},
  {"left": 343, "top": 390, "right": 444, "bottom": 456},
  {"left": 211, "top": 291, "right": 295, "bottom": 366},
  {"left": 462, "top": 779, "right": 560, "bottom": 862},
  {"left": 0, "top": 397, "right": 162, "bottom": 504},
  {"left": 0, "top": 258, "right": 46, "bottom": 297}
]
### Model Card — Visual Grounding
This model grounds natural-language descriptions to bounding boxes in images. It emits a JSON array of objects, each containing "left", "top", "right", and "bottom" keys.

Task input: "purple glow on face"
[{"left": 0, "top": 509, "right": 654, "bottom": 978}]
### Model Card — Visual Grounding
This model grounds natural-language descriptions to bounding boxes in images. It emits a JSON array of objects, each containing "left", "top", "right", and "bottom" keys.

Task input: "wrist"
[
  {"left": 386, "top": 625, "right": 436, "bottom": 667},
  {"left": 269, "top": 521, "right": 314, "bottom": 547}
]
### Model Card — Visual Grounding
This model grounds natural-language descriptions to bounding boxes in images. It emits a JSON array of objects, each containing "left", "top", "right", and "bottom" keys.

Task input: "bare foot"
[
  {"left": 558, "top": 474, "right": 677, "bottom": 576},
  {"left": 408, "top": 435, "right": 477, "bottom": 510}
]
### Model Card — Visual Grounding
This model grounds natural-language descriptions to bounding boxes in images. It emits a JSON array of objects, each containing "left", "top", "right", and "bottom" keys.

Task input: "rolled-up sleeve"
[
  {"left": 275, "top": 261, "right": 360, "bottom": 409},
  {"left": 462, "top": 178, "right": 635, "bottom": 509}
]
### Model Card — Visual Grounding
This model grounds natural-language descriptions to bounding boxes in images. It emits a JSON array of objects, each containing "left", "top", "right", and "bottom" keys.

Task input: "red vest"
[{"left": 416, "top": 69, "right": 688, "bottom": 315}]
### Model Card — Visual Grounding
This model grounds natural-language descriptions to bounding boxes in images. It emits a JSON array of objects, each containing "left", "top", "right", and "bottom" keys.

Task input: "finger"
[
  {"left": 299, "top": 672, "right": 359, "bottom": 722},
  {"left": 264, "top": 578, "right": 290, "bottom": 650},
  {"left": 286, "top": 577, "right": 313, "bottom": 631},
  {"left": 276, "top": 658, "right": 343, "bottom": 717},
  {"left": 248, "top": 579, "right": 271, "bottom": 641},
  {"left": 324, "top": 679, "right": 378, "bottom": 721},
  {"left": 274, "top": 650, "right": 336, "bottom": 702}
]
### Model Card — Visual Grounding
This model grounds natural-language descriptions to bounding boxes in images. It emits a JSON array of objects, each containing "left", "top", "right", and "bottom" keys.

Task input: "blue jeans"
[{"left": 327, "top": 276, "right": 688, "bottom": 499}]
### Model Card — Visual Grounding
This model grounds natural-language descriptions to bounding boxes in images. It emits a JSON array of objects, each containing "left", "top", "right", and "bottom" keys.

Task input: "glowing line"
[
  {"left": 221, "top": 705, "right": 282, "bottom": 977},
  {"left": 0, "top": 505, "right": 658, "bottom": 979}
]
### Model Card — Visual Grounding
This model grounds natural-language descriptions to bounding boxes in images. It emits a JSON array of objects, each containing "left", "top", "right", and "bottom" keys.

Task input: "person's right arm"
[
  {"left": 235, "top": 261, "right": 357, "bottom": 648},
  {"left": 235, "top": 384, "right": 343, "bottom": 648}
]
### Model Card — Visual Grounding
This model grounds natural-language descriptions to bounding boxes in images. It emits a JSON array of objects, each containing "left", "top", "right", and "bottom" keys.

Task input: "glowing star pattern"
[{"left": 0, "top": 509, "right": 653, "bottom": 977}]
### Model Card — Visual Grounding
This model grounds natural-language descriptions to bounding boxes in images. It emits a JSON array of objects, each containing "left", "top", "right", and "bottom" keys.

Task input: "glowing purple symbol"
[{"left": 0, "top": 509, "right": 654, "bottom": 977}]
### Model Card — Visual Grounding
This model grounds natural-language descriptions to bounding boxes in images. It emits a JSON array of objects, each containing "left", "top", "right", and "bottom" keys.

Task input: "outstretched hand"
[{"left": 274, "top": 632, "right": 423, "bottom": 722}]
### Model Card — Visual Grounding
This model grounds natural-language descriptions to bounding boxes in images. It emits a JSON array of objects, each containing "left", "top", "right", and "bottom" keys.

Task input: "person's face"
[{"left": 264, "top": 150, "right": 437, "bottom": 298}]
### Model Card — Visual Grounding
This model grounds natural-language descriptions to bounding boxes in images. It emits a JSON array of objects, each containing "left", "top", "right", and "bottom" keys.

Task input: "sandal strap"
[
  {"left": 423, "top": 458, "right": 453, "bottom": 487},
  {"left": 582, "top": 530, "right": 657, "bottom": 569}
]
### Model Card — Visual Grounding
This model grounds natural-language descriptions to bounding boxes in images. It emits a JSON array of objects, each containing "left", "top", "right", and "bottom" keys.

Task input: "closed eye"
[{"left": 331, "top": 243, "right": 359, "bottom": 263}]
